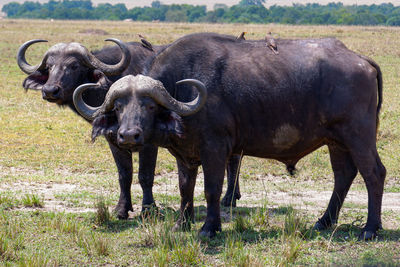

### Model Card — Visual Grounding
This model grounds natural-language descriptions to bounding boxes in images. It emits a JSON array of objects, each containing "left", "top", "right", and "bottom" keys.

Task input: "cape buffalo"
[
  {"left": 17, "top": 37, "right": 242, "bottom": 219},
  {"left": 74, "top": 32, "right": 385, "bottom": 240}
]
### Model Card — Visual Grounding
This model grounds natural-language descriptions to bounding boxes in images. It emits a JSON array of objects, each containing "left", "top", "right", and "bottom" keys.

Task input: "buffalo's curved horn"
[
  {"left": 148, "top": 79, "right": 207, "bottom": 116},
  {"left": 73, "top": 79, "right": 131, "bottom": 120},
  {"left": 17, "top": 39, "right": 48, "bottom": 74},
  {"left": 73, "top": 83, "right": 102, "bottom": 121},
  {"left": 82, "top": 38, "right": 131, "bottom": 76},
  {"left": 74, "top": 76, "right": 207, "bottom": 120}
]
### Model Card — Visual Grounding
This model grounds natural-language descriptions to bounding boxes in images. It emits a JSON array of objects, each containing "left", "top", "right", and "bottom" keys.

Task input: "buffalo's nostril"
[
  {"left": 53, "top": 87, "right": 60, "bottom": 96},
  {"left": 118, "top": 128, "right": 142, "bottom": 145}
]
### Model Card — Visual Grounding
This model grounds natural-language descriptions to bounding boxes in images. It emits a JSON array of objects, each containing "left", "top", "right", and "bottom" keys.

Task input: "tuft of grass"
[
  {"left": 222, "top": 233, "right": 262, "bottom": 267},
  {"left": 17, "top": 252, "right": 52, "bottom": 267},
  {"left": 152, "top": 248, "right": 170, "bottom": 267},
  {"left": 283, "top": 208, "right": 309, "bottom": 239},
  {"left": 73, "top": 229, "right": 93, "bottom": 257},
  {"left": 0, "top": 193, "right": 17, "bottom": 210},
  {"left": 169, "top": 236, "right": 203, "bottom": 266},
  {"left": 21, "top": 194, "right": 43, "bottom": 208},
  {"left": 251, "top": 202, "right": 270, "bottom": 228},
  {"left": 233, "top": 215, "right": 251, "bottom": 233},
  {"left": 92, "top": 233, "right": 110, "bottom": 256},
  {"left": 274, "top": 207, "right": 309, "bottom": 266},
  {"left": 139, "top": 209, "right": 204, "bottom": 266},
  {"left": 0, "top": 234, "right": 13, "bottom": 261},
  {"left": 94, "top": 196, "right": 110, "bottom": 226},
  {"left": 276, "top": 236, "right": 304, "bottom": 267},
  {"left": 51, "top": 213, "right": 81, "bottom": 234}
]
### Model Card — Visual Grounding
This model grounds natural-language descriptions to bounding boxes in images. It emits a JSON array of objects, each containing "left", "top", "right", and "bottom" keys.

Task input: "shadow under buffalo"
[{"left": 95, "top": 204, "right": 400, "bottom": 243}]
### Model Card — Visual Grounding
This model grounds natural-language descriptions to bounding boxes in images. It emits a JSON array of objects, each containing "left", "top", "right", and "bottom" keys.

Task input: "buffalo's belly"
[
  {"left": 235, "top": 124, "right": 329, "bottom": 160},
  {"left": 241, "top": 138, "right": 326, "bottom": 160}
]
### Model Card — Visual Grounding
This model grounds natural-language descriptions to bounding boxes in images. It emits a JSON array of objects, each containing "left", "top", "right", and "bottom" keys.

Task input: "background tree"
[
  {"left": 238, "top": 0, "right": 265, "bottom": 7},
  {"left": 3, "top": 0, "right": 400, "bottom": 26}
]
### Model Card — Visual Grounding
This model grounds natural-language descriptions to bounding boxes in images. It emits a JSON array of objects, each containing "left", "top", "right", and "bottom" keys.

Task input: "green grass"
[
  {"left": 0, "top": 19, "right": 400, "bottom": 265},
  {"left": 21, "top": 194, "right": 43, "bottom": 208}
]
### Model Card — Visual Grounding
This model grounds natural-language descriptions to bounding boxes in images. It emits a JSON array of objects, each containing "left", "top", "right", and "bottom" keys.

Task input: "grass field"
[{"left": 0, "top": 19, "right": 400, "bottom": 266}]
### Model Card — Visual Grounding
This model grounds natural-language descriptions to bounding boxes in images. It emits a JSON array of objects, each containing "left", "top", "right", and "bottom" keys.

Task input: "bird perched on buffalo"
[
  {"left": 236, "top": 32, "right": 246, "bottom": 41},
  {"left": 265, "top": 32, "right": 279, "bottom": 54},
  {"left": 138, "top": 34, "right": 154, "bottom": 51}
]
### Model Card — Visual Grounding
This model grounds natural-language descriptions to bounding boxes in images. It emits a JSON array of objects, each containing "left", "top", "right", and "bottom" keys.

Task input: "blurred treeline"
[{"left": 3, "top": 0, "right": 400, "bottom": 26}]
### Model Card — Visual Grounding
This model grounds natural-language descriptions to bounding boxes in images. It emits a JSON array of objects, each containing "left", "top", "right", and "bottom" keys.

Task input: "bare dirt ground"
[{"left": 2, "top": 171, "right": 399, "bottom": 217}]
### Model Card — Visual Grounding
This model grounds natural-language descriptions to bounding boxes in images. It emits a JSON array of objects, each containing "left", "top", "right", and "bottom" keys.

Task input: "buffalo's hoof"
[
  {"left": 313, "top": 220, "right": 328, "bottom": 231},
  {"left": 113, "top": 206, "right": 130, "bottom": 220},
  {"left": 113, "top": 201, "right": 133, "bottom": 220},
  {"left": 313, "top": 218, "right": 335, "bottom": 231},
  {"left": 141, "top": 203, "right": 157, "bottom": 212},
  {"left": 199, "top": 229, "right": 217, "bottom": 238},
  {"left": 141, "top": 204, "right": 162, "bottom": 220},
  {"left": 221, "top": 193, "right": 241, "bottom": 207},
  {"left": 141, "top": 203, "right": 158, "bottom": 215},
  {"left": 358, "top": 230, "right": 377, "bottom": 241},
  {"left": 199, "top": 223, "right": 221, "bottom": 238}
]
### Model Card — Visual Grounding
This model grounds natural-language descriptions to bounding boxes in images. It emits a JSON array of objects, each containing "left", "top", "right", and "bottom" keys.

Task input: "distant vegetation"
[{"left": 3, "top": 0, "right": 400, "bottom": 25}]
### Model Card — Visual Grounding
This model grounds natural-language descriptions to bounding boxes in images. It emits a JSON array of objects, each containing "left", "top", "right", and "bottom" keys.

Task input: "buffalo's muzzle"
[
  {"left": 42, "top": 85, "right": 61, "bottom": 100},
  {"left": 117, "top": 127, "right": 143, "bottom": 146}
]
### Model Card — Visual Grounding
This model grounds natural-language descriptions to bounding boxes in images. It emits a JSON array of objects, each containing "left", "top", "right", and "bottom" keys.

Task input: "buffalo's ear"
[
  {"left": 156, "top": 111, "right": 184, "bottom": 138},
  {"left": 90, "top": 69, "right": 112, "bottom": 89},
  {"left": 22, "top": 71, "right": 48, "bottom": 91},
  {"left": 82, "top": 70, "right": 113, "bottom": 107},
  {"left": 91, "top": 113, "right": 118, "bottom": 142}
]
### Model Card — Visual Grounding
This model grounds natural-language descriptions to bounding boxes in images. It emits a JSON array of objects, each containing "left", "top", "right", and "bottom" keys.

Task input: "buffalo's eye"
[
  {"left": 148, "top": 104, "right": 156, "bottom": 111},
  {"left": 70, "top": 63, "right": 79, "bottom": 71}
]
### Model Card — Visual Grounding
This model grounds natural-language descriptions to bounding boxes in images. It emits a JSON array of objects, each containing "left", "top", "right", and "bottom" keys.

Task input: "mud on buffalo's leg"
[
  {"left": 107, "top": 140, "right": 133, "bottom": 219},
  {"left": 138, "top": 144, "right": 158, "bottom": 213},
  {"left": 221, "top": 155, "right": 242, "bottom": 207},
  {"left": 314, "top": 145, "right": 357, "bottom": 230},
  {"left": 199, "top": 148, "right": 227, "bottom": 238},
  {"left": 339, "top": 125, "right": 386, "bottom": 240},
  {"left": 173, "top": 160, "right": 198, "bottom": 232}
]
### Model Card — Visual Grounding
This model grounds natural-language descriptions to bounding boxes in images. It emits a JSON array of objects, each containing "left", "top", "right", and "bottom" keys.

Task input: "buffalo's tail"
[{"left": 357, "top": 54, "right": 383, "bottom": 133}]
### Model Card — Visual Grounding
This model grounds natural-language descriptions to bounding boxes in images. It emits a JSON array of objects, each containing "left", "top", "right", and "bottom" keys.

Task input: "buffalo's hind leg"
[
  {"left": 350, "top": 145, "right": 385, "bottom": 240},
  {"left": 314, "top": 145, "right": 358, "bottom": 230},
  {"left": 173, "top": 160, "right": 198, "bottom": 231},
  {"left": 339, "top": 126, "right": 386, "bottom": 240},
  {"left": 221, "top": 155, "right": 242, "bottom": 207}
]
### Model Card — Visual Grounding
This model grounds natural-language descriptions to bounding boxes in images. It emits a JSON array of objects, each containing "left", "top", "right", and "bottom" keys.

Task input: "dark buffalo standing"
[
  {"left": 74, "top": 32, "right": 385, "bottom": 240},
  {"left": 17, "top": 38, "right": 242, "bottom": 219}
]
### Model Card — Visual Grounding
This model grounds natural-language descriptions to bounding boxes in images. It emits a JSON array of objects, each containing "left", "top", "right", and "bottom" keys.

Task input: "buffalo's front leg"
[
  {"left": 199, "top": 149, "right": 227, "bottom": 238},
  {"left": 221, "top": 155, "right": 242, "bottom": 207},
  {"left": 173, "top": 160, "right": 198, "bottom": 231},
  {"left": 138, "top": 144, "right": 158, "bottom": 212},
  {"left": 107, "top": 140, "right": 133, "bottom": 219}
]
